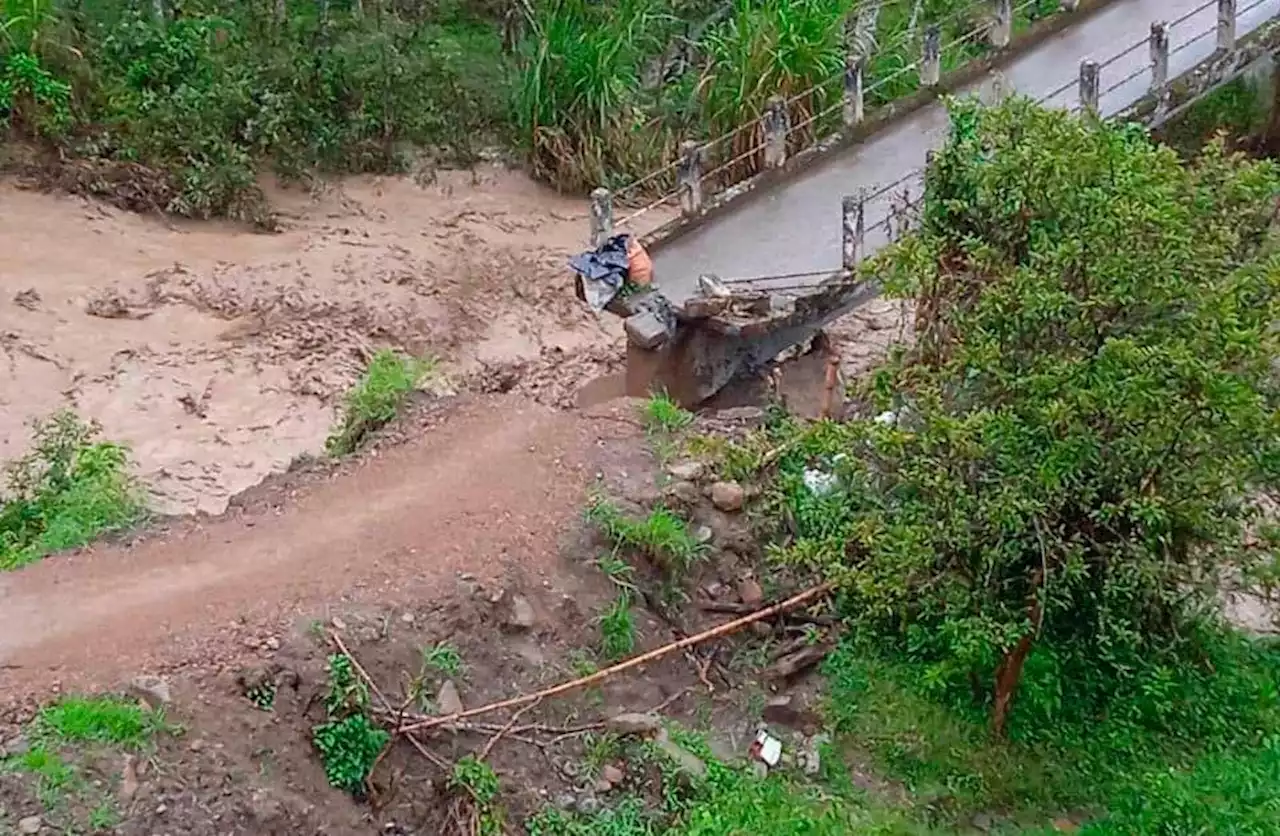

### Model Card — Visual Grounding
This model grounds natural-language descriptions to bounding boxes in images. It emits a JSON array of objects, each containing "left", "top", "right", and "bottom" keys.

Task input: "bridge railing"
[
  {"left": 584, "top": 0, "right": 1086, "bottom": 248},
  {"left": 588, "top": 0, "right": 1276, "bottom": 292}
]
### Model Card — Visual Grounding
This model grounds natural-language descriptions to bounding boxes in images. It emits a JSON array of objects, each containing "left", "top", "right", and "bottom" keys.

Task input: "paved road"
[{"left": 653, "top": 0, "right": 1280, "bottom": 298}]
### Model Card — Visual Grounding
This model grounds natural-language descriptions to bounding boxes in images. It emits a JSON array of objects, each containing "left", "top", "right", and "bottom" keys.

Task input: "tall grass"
[
  {"left": 2, "top": 0, "right": 514, "bottom": 220},
  {"left": 517, "top": 0, "right": 1070, "bottom": 193},
  {"left": 514, "top": 0, "right": 677, "bottom": 191},
  {"left": 699, "top": 0, "right": 849, "bottom": 170},
  {"left": 326, "top": 349, "right": 435, "bottom": 456}
]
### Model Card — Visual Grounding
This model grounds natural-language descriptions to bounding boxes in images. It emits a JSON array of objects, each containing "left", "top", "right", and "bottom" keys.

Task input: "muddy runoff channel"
[
  {"left": 0, "top": 170, "right": 629, "bottom": 515},
  {"left": 0, "top": 168, "right": 906, "bottom": 518}
]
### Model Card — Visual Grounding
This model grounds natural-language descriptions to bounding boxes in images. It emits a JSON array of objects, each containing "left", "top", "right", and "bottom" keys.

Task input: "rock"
[
  {"left": 401, "top": 612, "right": 416, "bottom": 625},
  {"left": 710, "top": 406, "right": 765, "bottom": 425},
  {"left": 762, "top": 696, "right": 822, "bottom": 734},
  {"left": 189, "top": 739, "right": 206, "bottom": 753},
  {"left": 436, "top": 680, "right": 464, "bottom": 716},
  {"left": 693, "top": 524, "right": 714, "bottom": 544},
  {"left": 666, "top": 461, "right": 705, "bottom": 482},
  {"left": 1, "top": 734, "right": 30, "bottom": 758},
  {"left": 13, "top": 289, "right": 41, "bottom": 311},
  {"left": 737, "top": 578, "right": 764, "bottom": 608},
  {"left": 118, "top": 755, "right": 139, "bottom": 802},
  {"left": 798, "top": 733, "right": 828, "bottom": 775},
  {"left": 654, "top": 730, "right": 707, "bottom": 779},
  {"left": 971, "top": 813, "right": 993, "bottom": 832},
  {"left": 575, "top": 795, "right": 602, "bottom": 815},
  {"left": 665, "top": 480, "right": 702, "bottom": 506},
  {"left": 553, "top": 792, "right": 576, "bottom": 811},
  {"left": 709, "top": 481, "right": 746, "bottom": 512},
  {"left": 1052, "top": 818, "right": 1079, "bottom": 833},
  {"left": 128, "top": 675, "right": 172, "bottom": 709},
  {"left": 264, "top": 637, "right": 281, "bottom": 651},
  {"left": 601, "top": 764, "right": 625, "bottom": 786},
  {"left": 593, "top": 778, "right": 614, "bottom": 793},
  {"left": 331, "top": 616, "right": 347, "bottom": 630},
  {"left": 236, "top": 665, "right": 275, "bottom": 696},
  {"left": 605, "top": 712, "right": 663, "bottom": 737},
  {"left": 506, "top": 595, "right": 536, "bottom": 631},
  {"left": 18, "top": 815, "right": 42, "bottom": 834}
]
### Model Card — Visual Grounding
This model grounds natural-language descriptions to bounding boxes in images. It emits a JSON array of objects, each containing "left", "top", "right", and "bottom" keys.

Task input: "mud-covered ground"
[
  {"left": 1, "top": 169, "right": 638, "bottom": 515},
  {"left": 0, "top": 404, "right": 844, "bottom": 836}
]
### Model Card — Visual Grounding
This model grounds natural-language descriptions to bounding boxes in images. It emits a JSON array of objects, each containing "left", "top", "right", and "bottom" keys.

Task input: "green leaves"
[
  {"left": 0, "top": 411, "right": 144, "bottom": 570},
  {"left": 793, "top": 97, "right": 1280, "bottom": 736}
]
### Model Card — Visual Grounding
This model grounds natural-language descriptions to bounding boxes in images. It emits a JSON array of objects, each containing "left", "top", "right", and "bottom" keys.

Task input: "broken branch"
[{"left": 398, "top": 582, "right": 836, "bottom": 734}]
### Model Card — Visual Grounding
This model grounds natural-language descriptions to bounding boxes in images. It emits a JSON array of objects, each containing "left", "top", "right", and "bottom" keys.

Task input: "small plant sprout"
[{"left": 421, "top": 641, "right": 464, "bottom": 679}]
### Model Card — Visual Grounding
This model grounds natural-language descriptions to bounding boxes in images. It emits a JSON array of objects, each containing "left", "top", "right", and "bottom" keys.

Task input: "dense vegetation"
[
  {"left": 1, "top": 0, "right": 1062, "bottom": 220},
  {"left": 739, "top": 96, "right": 1280, "bottom": 829}
]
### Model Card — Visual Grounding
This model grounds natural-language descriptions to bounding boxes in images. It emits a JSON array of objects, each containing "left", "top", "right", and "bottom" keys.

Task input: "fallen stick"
[
  {"left": 479, "top": 698, "right": 541, "bottom": 761},
  {"left": 398, "top": 582, "right": 836, "bottom": 735},
  {"left": 330, "top": 631, "right": 454, "bottom": 773}
]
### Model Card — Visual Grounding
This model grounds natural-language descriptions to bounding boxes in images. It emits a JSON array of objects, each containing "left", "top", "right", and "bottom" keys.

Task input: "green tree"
[{"left": 787, "top": 97, "right": 1280, "bottom": 737}]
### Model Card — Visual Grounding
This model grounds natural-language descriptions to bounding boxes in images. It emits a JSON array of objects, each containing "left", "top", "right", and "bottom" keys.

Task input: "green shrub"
[
  {"left": 772, "top": 97, "right": 1280, "bottom": 738},
  {"left": 3, "top": 0, "right": 513, "bottom": 220},
  {"left": 0, "top": 411, "right": 144, "bottom": 570},
  {"left": 312, "top": 714, "right": 389, "bottom": 794}
]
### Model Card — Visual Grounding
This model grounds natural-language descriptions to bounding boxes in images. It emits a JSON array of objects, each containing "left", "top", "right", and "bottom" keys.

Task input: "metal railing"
[
  {"left": 586, "top": 0, "right": 1067, "bottom": 242},
  {"left": 656, "top": 0, "right": 1271, "bottom": 292}
]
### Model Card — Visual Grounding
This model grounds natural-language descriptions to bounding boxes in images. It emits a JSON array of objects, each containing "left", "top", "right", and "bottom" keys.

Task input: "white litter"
[
  {"left": 802, "top": 468, "right": 838, "bottom": 496},
  {"left": 752, "top": 730, "right": 783, "bottom": 767}
]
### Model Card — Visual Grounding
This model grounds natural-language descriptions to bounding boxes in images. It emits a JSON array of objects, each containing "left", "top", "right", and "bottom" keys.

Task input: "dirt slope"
[{"left": 0, "top": 394, "right": 634, "bottom": 700}]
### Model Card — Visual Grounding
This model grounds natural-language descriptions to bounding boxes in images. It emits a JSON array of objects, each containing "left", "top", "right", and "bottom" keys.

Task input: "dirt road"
[{"left": 0, "top": 394, "right": 634, "bottom": 699}]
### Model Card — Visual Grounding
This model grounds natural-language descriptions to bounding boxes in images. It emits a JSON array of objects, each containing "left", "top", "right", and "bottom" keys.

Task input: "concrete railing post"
[
  {"left": 1149, "top": 21, "right": 1169, "bottom": 92},
  {"left": 841, "top": 192, "right": 866, "bottom": 270},
  {"left": 843, "top": 55, "right": 865, "bottom": 128},
  {"left": 921, "top": 25, "right": 942, "bottom": 88},
  {"left": 763, "top": 96, "right": 790, "bottom": 169},
  {"left": 1217, "top": 0, "right": 1237, "bottom": 53},
  {"left": 1078, "top": 59, "right": 1100, "bottom": 116},
  {"left": 589, "top": 187, "right": 613, "bottom": 248},
  {"left": 992, "top": 0, "right": 1013, "bottom": 49},
  {"left": 677, "top": 141, "right": 703, "bottom": 217}
]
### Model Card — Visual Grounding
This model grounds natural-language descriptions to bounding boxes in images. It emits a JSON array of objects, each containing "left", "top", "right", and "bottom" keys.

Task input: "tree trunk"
[
  {"left": 991, "top": 632, "right": 1034, "bottom": 737},
  {"left": 1263, "top": 61, "right": 1280, "bottom": 157},
  {"left": 990, "top": 568, "right": 1044, "bottom": 738}
]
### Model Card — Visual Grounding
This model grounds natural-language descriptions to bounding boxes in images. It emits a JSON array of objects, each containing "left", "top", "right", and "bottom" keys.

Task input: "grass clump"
[
  {"left": 0, "top": 410, "right": 144, "bottom": 570},
  {"left": 325, "top": 349, "right": 435, "bottom": 456},
  {"left": 598, "top": 593, "right": 638, "bottom": 660},
  {"left": 587, "top": 497, "right": 706, "bottom": 573},
  {"left": 35, "top": 696, "right": 163, "bottom": 748},
  {"left": 640, "top": 391, "right": 694, "bottom": 434},
  {"left": 2, "top": 692, "right": 169, "bottom": 822},
  {"left": 450, "top": 755, "right": 506, "bottom": 835}
]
